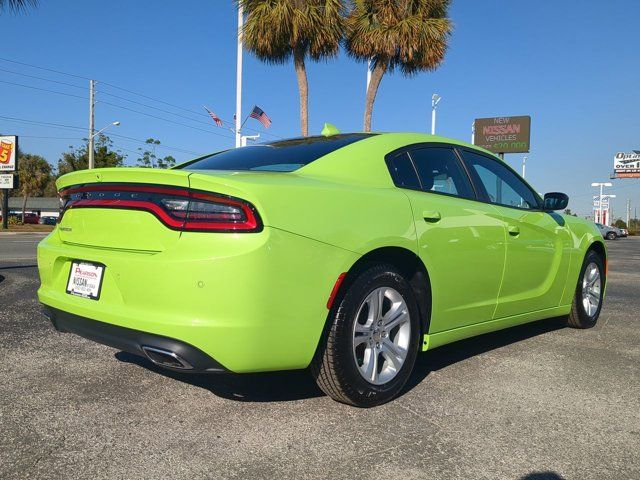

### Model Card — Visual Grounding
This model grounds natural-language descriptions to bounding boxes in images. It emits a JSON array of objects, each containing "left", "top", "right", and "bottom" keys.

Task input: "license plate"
[{"left": 66, "top": 261, "right": 105, "bottom": 300}]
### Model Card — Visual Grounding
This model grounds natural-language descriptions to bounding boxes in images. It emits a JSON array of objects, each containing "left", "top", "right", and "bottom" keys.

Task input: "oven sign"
[{"left": 614, "top": 151, "right": 640, "bottom": 178}]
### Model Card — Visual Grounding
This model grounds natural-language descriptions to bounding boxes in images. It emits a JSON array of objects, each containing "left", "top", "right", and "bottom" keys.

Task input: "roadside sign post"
[{"left": 1, "top": 135, "right": 18, "bottom": 230}]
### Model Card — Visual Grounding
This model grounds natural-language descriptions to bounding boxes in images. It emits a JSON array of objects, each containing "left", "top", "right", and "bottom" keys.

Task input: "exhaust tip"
[{"left": 141, "top": 345, "right": 193, "bottom": 370}]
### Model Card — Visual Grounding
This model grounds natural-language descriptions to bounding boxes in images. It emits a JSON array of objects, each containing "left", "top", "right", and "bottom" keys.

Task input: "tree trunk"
[
  {"left": 294, "top": 50, "right": 309, "bottom": 137},
  {"left": 363, "top": 62, "right": 387, "bottom": 132},
  {"left": 22, "top": 194, "right": 28, "bottom": 223}
]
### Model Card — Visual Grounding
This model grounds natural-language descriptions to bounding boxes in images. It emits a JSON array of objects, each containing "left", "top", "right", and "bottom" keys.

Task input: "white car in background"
[{"left": 596, "top": 223, "right": 618, "bottom": 240}]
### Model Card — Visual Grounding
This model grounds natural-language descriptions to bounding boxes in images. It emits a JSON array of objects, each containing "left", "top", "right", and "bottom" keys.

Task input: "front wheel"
[
  {"left": 606, "top": 232, "right": 616, "bottom": 240},
  {"left": 567, "top": 250, "right": 605, "bottom": 329},
  {"left": 311, "top": 264, "right": 421, "bottom": 407}
]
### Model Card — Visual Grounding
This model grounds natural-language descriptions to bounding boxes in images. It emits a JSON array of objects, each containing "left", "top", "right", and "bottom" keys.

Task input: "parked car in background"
[
  {"left": 596, "top": 223, "right": 618, "bottom": 240},
  {"left": 618, "top": 228, "right": 628, "bottom": 237},
  {"left": 22, "top": 213, "right": 40, "bottom": 224},
  {"left": 39, "top": 216, "right": 57, "bottom": 226}
]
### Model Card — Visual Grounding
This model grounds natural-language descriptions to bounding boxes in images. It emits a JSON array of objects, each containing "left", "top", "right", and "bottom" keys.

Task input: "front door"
[{"left": 460, "top": 149, "right": 572, "bottom": 318}]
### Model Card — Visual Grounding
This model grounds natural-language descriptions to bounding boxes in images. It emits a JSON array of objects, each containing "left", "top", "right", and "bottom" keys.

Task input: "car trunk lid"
[{"left": 56, "top": 168, "right": 192, "bottom": 252}]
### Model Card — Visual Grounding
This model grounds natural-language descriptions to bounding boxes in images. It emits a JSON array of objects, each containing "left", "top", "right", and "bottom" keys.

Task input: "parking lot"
[{"left": 1, "top": 232, "right": 638, "bottom": 480}]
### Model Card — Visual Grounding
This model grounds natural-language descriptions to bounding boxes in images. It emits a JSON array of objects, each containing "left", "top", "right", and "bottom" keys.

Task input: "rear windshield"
[{"left": 180, "top": 134, "right": 373, "bottom": 172}]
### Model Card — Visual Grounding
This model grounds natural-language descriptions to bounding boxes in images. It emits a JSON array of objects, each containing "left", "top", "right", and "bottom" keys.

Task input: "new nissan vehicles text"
[{"left": 38, "top": 133, "right": 606, "bottom": 407}]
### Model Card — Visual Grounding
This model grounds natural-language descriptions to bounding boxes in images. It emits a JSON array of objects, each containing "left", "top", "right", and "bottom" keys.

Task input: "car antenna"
[{"left": 321, "top": 123, "right": 341, "bottom": 136}]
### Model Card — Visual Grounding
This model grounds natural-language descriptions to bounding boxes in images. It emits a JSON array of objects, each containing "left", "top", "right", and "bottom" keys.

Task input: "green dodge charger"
[{"left": 38, "top": 132, "right": 606, "bottom": 407}]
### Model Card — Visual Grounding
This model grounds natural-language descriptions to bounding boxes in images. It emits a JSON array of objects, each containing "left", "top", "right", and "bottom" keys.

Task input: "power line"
[
  {"left": 0, "top": 56, "right": 91, "bottom": 80},
  {"left": 1, "top": 78, "right": 236, "bottom": 141},
  {"left": 0, "top": 79, "right": 87, "bottom": 100},
  {"left": 0, "top": 67, "right": 87, "bottom": 90},
  {"left": 0, "top": 56, "right": 284, "bottom": 139},
  {"left": 97, "top": 99, "right": 236, "bottom": 140},
  {"left": 0, "top": 115, "right": 205, "bottom": 155}
]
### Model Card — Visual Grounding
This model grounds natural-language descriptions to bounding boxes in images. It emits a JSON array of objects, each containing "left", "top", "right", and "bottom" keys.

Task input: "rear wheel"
[
  {"left": 311, "top": 264, "right": 421, "bottom": 407},
  {"left": 567, "top": 250, "right": 605, "bottom": 329}
]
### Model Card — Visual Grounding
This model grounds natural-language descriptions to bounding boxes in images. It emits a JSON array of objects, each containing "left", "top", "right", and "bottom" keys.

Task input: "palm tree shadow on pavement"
[{"left": 115, "top": 317, "right": 567, "bottom": 403}]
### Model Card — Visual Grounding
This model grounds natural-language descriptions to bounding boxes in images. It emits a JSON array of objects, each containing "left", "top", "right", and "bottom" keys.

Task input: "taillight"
[{"left": 58, "top": 183, "right": 262, "bottom": 232}]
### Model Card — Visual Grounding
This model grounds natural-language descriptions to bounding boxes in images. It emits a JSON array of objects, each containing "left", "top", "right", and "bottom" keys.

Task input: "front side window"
[
  {"left": 462, "top": 150, "right": 540, "bottom": 210},
  {"left": 408, "top": 147, "right": 475, "bottom": 199}
]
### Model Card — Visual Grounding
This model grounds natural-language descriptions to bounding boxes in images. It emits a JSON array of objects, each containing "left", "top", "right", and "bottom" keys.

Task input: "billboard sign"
[
  {"left": 0, "top": 136, "right": 17, "bottom": 171},
  {"left": 473, "top": 116, "right": 531, "bottom": 154},
  {"left": 0, "top": 173, "right": 14, "bottom": 189},
  {"left": 613, "top": 151, "right": 640, "bottom": 178}
]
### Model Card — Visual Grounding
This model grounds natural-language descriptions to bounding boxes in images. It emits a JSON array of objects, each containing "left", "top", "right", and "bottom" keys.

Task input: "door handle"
[
  {"left": 508, "top": 225, "right": 520, "bottom": 236},
  {"left": 423, "top": 211, "right": 442, "bottom": 223}
]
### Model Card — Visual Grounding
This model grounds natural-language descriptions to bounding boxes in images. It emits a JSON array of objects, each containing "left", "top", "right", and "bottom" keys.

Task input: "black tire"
[
  {"left": 606, "top": 232, "right": 616, "bottom": 240},
  {"left": 311, "top": 263, "right": 421, "bottom": 407},
  {"left": 567, "top": 250, "right": 605, "bottom": 329}
]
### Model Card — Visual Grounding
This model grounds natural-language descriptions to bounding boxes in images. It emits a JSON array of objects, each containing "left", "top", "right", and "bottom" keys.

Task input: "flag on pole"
[
  {"left": 249, "top": 106, "right": 272, "bottom": 129},
  {"left": 203, "top": 106, "right": 223, "bottom": 126}
]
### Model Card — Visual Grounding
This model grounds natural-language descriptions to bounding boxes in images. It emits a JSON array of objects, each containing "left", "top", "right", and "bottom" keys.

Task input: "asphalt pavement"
[{"left": 1, "top": 232, "right": 638, "bottom": 479}]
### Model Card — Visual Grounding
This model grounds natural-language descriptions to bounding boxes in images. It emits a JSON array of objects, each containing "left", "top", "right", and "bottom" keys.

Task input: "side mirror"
[{"left": 543, "top": 192, "right": 569, "bottom": 211}]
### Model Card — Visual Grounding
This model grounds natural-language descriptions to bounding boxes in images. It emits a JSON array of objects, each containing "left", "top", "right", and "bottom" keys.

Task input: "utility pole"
[
  {"left": 522, "top": 156, "right": 527, "bottom": 179},
  {"left": 431, "top": 94, "right": 441, "bottom": 135},
  {"left": 88, "top": 80, "right": 96, "bottom": 169},
  {"left": 471, "top": 121, "right": 475, "bottom": 144},
  {"left": 235, "top": 5, "right": 243, "bottom": 148}
]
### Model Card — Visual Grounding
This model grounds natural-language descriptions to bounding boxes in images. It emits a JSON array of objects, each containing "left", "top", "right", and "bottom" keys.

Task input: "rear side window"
[
  {"left": 409, "top": 147, "right": 475, "bottom": 199},
  {"left": 180, "top": 134, "right": 373, "bottom": 172},
  {"left": 386, "top": 153, "right": 421, "bottom": 190}
]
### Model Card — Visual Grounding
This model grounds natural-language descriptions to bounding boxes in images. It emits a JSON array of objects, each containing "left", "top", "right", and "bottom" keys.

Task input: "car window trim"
[
  {"left": 457, "top": 147, "right": 544, "bottom": 212},
  {"left": 385, "top": 142, "right": 480, "bottom": 201}
]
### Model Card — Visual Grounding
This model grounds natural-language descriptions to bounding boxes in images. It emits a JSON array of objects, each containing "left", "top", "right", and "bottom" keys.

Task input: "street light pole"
[
  {"left": 240, "top": 134, "right": 260, "bottom": 147},
  {"left": 87, "top": 121, "right": 120, "bottom": 169},
  {"left": 88, "top": 80, "right": 95, "bottom": 169},
  {"left": 522, "top": 156, "right": 527, "bottom": 179},
  {"left": 235, "top": 4, "right": 244, "bottom": 148},
  {"left": 431, "top": 94, "right": 441, "bottom": 135}
]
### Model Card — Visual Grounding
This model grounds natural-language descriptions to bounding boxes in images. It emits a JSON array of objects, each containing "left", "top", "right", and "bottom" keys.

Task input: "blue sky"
[{"left": 1, "top": 0, "right": 639, "bottom": 218}]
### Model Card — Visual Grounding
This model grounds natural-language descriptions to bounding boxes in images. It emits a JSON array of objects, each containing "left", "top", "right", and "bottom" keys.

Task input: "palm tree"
[
  {"left": 240, "top": 0, "right": 344, "bottom": 136},
  {"left": 0, "top": 0, "right": 37, "bottom": 13},
  {"left": 345, "top": 0, "right": 452, "bottom": 132}
]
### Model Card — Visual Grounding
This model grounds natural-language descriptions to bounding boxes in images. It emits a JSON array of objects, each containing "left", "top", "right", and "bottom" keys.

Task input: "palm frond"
[{"left": 0, "top": 0, "right": 38, "bottom": 13}]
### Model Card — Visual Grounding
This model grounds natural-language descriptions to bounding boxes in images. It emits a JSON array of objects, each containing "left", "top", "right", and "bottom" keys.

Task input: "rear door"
[
  {"left": 460, "top": 149, "right": 572, "bottom": 318},
  {"left": 387, "top": 145, "right": 506, "bottom": 333}
]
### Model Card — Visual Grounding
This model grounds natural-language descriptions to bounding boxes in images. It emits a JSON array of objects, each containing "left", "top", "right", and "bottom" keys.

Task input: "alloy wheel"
[
  {"left": 581, "top": 262, "right": 602, "bottom": 317},
  {"left": 352, "top": 287, "right": 411, "bottom": 385}
]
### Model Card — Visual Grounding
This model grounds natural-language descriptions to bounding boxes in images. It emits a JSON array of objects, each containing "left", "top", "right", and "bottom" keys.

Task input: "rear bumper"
[
  {"left": 37, "top": 226, "right": 359, "bottom": 373},
  {"left": 44, "top": 305, "right": 226, "bottom": 373}
]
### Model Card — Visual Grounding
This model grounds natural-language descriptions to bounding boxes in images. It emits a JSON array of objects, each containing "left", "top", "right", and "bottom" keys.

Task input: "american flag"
[
  {"left": 203, "top": 106, "right": 223, "bottom": 127},
  {"left": 249, "top": 106, "right": 272, "bottom": 129}
]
